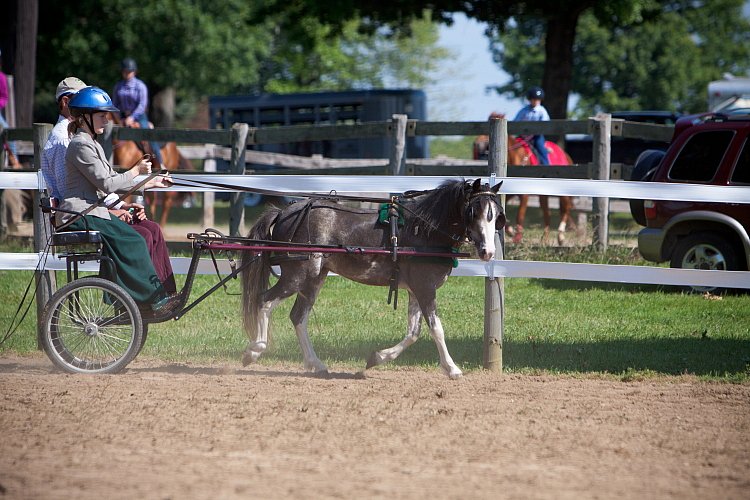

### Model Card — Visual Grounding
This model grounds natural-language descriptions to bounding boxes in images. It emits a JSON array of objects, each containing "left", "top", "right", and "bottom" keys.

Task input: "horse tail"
[{"left": 241, "top": 207, "right": 281, "bottom": 342}]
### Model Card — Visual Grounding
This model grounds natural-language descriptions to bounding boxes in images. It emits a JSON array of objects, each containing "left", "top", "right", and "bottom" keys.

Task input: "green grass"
[
  {"left": 2, "top": 259, "right": 749, "bottom": 381},
  {"left": 2, "top": 201, "right": 748, "bottom": 380}
]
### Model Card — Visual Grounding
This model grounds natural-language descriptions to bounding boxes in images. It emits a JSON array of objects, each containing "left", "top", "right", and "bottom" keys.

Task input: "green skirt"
[{"left": 66, "top": 215, "right": 166, "bottom": 305}]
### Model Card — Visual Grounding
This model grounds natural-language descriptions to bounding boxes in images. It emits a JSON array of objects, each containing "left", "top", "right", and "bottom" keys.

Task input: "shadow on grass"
[
  {"left": 533, "top": 278, "right": 749, "bottom": 296},
  {"left": 259, "top": 335, "right": 750, "bottom": 377},
  {"left": 533, "top": 278, "right": 670, "bottom": 294}
]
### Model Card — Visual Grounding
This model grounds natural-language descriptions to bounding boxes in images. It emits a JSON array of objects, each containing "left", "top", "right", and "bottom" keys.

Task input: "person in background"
[
  {"left": 0, "top": 48, "right": 16, "bottom": 158},
  {"left": 112, "top": 57, "right": 164, "bottom": 167},
  {"left": 59, "top": 86, "right": 176, "bottom": 312},
  {"left": 513, "top": 86, "right": 550, "bottom": 165},
  {"left": 42, "top": 77, "right": 176, "bottom": 293}
]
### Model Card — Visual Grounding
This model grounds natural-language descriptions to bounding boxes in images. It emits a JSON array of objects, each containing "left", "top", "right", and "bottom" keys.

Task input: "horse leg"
[
  {"left": 557, "top": 196, "right": 573, "bottom": 245},
  {"left": 289, "top": 275, "right": 329, "bottom": 374},
  {"left": 513, "top": 195, "right": 528, "bottom": 243},
  {"left": 419, "top": 289, "right": 462, "bottom": 379},
  {"left": 366, "top": 291, "right": 422, "bottom": 370},
  {"left": 160, "top": 193, "right": 173, "bottom": 227},
  {"left": 539, "top": 195, "right": 551, "bottom": 243},
  {"left": 241, "top": 280, "right": 294, "bottom": 366}
]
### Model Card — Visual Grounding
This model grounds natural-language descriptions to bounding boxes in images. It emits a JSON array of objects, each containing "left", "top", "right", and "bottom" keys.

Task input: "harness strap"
[{"left": 387, "top": 196, "right": 400, "bottom": 310}]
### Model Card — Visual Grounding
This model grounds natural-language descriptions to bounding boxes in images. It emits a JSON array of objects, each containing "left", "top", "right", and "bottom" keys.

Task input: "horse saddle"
[{"left": 514, "top": 137, "right": 568, "bottom": 165}]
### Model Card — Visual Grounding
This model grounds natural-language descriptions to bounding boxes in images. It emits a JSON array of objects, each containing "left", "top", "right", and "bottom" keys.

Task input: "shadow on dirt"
[
  {"left": 260, "top": 336, "right": 750, "bottom": 377},
  {"left": 128, "top": 363, "right": 363, "bottom": 379}
]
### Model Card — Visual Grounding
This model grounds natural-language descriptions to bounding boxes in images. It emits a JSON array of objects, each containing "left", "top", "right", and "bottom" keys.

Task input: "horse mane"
[{"left": 403, "top": 179, "right": 467, "bottom": 236}]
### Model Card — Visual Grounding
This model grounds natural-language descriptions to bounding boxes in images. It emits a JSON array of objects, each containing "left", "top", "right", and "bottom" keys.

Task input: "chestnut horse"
[
  {"left": 109, "top": 114, "right": 193, "bottom": 227},
  {"left": 473, "top": 133, "right": 575, "bottom": 245}
]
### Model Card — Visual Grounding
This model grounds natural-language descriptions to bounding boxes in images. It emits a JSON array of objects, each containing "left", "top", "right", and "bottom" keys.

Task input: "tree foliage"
[
  {"left": 32, "top": 0, "right": 449, "bottom": 124},
  {"left": 259, "top": 12, "right": 449, "bottom": 93},
  {"left": 35, "top": 0, "right": 271, "bottom": 122},
  {"left": 492, "top": 0, "right": 750, "bottom": 115}
]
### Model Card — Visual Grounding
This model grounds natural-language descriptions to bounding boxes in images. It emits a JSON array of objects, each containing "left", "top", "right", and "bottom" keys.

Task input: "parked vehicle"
[
  {"left": 566, "top": 111, "right": 681, "bottom": 167},
  {"left": 209, "top": 89, "right": 429, "bottom": 206},
  {"left": 630, "top": 111, "right": 750, "bottom": 293},
  {"left": 707, "top": 74, "right": 750, "bottom": 113}
]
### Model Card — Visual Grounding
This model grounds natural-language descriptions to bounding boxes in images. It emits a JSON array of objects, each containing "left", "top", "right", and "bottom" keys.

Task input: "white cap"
[{"left": 55, "top": 76, "right": 87, "bottom": 101}]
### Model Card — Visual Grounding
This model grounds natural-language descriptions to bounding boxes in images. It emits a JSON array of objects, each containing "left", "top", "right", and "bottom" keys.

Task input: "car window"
[
  {"left": 731, "top": 137, "right": 750, "bottom": 184},
  {"left": 668, "top": 130, "right": 734, "bottom": 182}
]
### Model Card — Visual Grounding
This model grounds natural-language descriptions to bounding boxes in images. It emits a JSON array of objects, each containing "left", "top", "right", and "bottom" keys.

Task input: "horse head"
[{"left": 463, "top": 179, "right": 505, "bottom": 261}]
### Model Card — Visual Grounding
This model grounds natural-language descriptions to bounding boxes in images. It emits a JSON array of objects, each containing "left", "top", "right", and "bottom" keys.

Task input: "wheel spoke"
[{"left": 43, "top": 278, "right": 142, "bottom": 374}]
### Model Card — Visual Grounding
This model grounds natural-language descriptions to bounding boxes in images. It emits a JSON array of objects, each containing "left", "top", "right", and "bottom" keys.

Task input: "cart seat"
[{"left": 51, "top": 230, "right": 102, "bottom": 257}]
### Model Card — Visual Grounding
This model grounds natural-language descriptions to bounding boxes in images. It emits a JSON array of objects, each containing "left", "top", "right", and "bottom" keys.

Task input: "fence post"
[
  {"left": 389, "top": 114, "right": 407, "bottom": 176},
  {"left": 591, "top": 113, "right": 611, "bottom": 250},
  {"left": 229, "top": 123, "right": 249, "bottom": 237},
  {"left": 33, "top": 123, "right": 55, "bottom": 349},
  {"left": 483, "top": 116, "right": 506, "bottom": 372},
  {"left": 203, "top": 145, "right": 216, "bottom": 229}
]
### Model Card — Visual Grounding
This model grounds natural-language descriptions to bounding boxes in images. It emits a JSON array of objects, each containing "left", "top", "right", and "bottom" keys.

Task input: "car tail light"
[{"left": 644, "top": 200, "right": 656, "bottom": 219}]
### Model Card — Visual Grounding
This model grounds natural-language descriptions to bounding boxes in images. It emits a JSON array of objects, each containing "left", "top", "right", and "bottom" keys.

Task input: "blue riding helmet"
[
  {"left": 68, "top": 86, "right": 120, "bottom": 116},
  {"left": 527, "top": 86, "right": 545, "bottom": 100}
]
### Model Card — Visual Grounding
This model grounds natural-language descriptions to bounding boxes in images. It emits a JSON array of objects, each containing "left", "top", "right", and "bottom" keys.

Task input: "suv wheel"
[{"left": 669, "top": 232, "right": 740, "bottom": 293}]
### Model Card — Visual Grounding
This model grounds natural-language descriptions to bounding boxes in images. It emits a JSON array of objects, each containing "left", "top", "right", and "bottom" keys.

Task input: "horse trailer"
[{"left": 208, "top": 89, "right": 429, "bottom": 160}]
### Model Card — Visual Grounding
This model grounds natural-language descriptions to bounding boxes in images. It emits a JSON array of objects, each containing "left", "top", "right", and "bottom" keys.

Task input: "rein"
[{"left": 55, "top": 154, "right": 164, "bottom": 232}]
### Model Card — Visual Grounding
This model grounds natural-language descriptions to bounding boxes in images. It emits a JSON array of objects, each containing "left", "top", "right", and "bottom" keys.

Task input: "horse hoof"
[
  {"left": 557, "top": 232, "right": 565, "bottom": 246},
  {"left": 447, "top": 368, "right": 463, "bottom": 380},
  {"left": 304, "top": 359, "right": 329, "bottom": 374},
  {"left": 241, "top": 350, "right": 261, "bottom": 367},
  {"left": 241, "top": 352, "right": 253, "bottom": 367},
  {"left": 365, "top": 351, "right": 381, "bottom": 369}
]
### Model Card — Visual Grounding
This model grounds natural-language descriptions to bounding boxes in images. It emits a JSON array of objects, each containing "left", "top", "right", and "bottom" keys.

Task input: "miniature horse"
[
  {"left": 241, "top": 179, "right": 504, "bottom": 379},
  {"left": 473, "top": 123, "right": 575, "bottom": 245}
]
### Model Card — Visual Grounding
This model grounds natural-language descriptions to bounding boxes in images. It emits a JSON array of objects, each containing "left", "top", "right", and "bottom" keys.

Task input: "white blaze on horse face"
[{"left": 472, "top": 202, "right": 497, "bottom": 262}]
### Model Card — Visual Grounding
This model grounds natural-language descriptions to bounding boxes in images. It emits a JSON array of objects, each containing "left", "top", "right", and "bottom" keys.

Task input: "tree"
[
  {"left": 1, "top": 0, "right": 39, "bottom": 128},
  {"left": 259, "top": 12, "right": 449, "bottom": 93},
  {"left": 31, "top": 0, "right": 450, "bottom": 126},
  {"left": 492, "top": 0, "right": 750, "bottom": 115},
  {"left": 34, "top": 0, "right": 272, "bottom": 124},
  {"left": 252, "top": 1, "right": 655, "bottom": 120}
]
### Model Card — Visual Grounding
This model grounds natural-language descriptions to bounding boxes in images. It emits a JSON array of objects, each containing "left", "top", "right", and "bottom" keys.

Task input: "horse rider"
[
  {"left": 513, "top": 86, "right": 550, "bottom": 165},
  {"left": 112, "top": 57, "right": 164, "bottom": 167}
]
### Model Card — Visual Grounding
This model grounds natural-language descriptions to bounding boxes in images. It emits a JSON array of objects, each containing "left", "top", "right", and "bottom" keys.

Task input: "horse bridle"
[{"left": 463, "top": 190, "right": 500, "bottom": 232}]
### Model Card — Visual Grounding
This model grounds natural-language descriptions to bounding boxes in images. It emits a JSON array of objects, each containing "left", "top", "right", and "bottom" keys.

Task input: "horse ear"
[
  {"left": 491, "top": 181, "right": 503, "bottom": 194},
  {"left": 471, "top": 178, "right": 481, "bottom": 192}
]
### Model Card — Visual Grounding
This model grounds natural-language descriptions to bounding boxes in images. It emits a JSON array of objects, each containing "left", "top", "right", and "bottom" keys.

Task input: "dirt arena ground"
[{"left": 0, "top": 353, "right": 748, "bottom": 500}]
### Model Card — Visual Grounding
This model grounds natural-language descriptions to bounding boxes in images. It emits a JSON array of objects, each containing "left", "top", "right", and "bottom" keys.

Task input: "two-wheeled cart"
[{"left": 40, "top": 225, "right": 468, "bottom": 374}]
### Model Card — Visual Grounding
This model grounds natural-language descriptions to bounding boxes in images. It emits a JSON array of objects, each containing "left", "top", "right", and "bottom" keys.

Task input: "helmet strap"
[{"left": 83, "top": 113, "right": 98, "bottom": 141}]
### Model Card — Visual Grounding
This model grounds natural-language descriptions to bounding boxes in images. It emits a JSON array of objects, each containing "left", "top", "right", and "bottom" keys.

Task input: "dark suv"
[
  {"left": 630, "top": 112, "right": 750, "bottom": 292},
  {"left": 566, "top": 110, "right": 681, "bottom": 166}
]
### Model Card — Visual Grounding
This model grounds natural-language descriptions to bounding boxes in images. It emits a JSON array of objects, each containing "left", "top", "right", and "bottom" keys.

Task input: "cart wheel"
[
  {"left": 138, "top": 323, "right": 149, "bottom": 356},
  {"left": 41, "top": 277, "right": 144, "bottom": 374}
]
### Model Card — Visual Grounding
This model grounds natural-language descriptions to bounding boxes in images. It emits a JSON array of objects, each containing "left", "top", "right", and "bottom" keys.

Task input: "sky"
[
  {"left": 430, "top": 4, "right": 750, "bottom": 122},
  {"left": 426, "top": 13, "right": 523, "bottom": 122}
]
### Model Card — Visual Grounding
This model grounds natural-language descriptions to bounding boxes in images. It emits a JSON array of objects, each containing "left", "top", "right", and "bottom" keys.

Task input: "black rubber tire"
[
  {"left": 137, "top": 323, "right": 149, "bottom": 356},
  {"left": 629, "top": 149, "right": 664, "bottom": 226},
  {"left": 41, "top": 277, "right": 144, "bottom": 374},
  {"left": 670, "top": 232, "right": 740, "bottom": 294}
]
